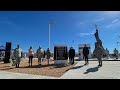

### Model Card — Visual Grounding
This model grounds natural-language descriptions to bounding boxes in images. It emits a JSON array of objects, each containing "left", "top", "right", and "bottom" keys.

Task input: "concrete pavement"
[
  {"left": 60, "top": 61, "right": 120, "bottom": 79},
  {"left": 1, "top": 58, "right": 120, "bottom": 79}
]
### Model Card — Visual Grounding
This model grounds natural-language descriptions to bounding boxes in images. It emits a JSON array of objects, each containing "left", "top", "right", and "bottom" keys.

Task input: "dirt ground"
[{"left": 0, "top": 59, "right": 76, "bottom": 77}]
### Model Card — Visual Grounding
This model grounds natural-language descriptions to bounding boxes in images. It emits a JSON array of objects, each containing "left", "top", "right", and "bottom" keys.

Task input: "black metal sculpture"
[{"left": 93, "top": 25, "right": 105, "bottom": 66}]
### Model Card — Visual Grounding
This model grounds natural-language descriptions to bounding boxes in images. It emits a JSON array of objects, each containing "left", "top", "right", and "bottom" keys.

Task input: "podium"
[{"left": 54, "top": 44, "right": 68, "bottom": 65}]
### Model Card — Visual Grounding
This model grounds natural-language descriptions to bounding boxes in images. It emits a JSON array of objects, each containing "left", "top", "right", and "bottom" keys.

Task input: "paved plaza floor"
[
  {"left": 60, "top": 61, "right": 120, "bottom": 79},
  {"left": 0, "top": 59, "right": 120, "bottom": 79}
]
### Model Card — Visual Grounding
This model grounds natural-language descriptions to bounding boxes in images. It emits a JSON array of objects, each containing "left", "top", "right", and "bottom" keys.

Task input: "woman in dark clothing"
[{"left": 28, "top": 46, "right": 34, "bottom": 66}]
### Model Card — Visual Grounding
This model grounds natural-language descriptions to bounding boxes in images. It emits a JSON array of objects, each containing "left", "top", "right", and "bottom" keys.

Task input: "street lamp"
[
  {"left": 117, "top": 42, "right": 119, "bottom": 50},
  {"left": 71, "top": 40, "right": 74, "bottom": 47},
  {"left": 48, "top": 22, "right": 55, "bottom": 50}
]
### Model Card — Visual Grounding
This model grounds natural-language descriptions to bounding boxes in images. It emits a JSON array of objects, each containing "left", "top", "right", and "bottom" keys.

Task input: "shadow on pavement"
[
  {"left": 84, "top": 66, "right": 100, "bottom": 74},
  {"left": 71, "top": 65, "right": 85, "bottom": 69},
  {"left": 19, "top": 64, "right": 55, "bottom": 68},
  {"left": 0, "top": 67, "right": 14, "bottom": 70}
]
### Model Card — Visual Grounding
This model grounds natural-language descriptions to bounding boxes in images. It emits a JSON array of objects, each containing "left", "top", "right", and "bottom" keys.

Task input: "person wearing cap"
[{"left": 36, "top": 46, "right": 44, "bottom": 65}]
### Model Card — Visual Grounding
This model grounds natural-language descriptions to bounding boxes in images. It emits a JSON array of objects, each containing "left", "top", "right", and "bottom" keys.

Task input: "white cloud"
[
  {"left": 76, "top": 21, "right": 86, "bottom": 28},
  {"left": 106, "top": 19, "right": 120, "bottom": 29},
  {"left": 112, "top": 19, "right": 119, "bottom": 24},
  {"left": 80, "top": 32, "right": 94, "bottom": 36},
  {"left": 79, "top": 22, "right": 84, "bottom": 25},
  {"left": 0, "top": 20, "right": 24, "bottom": 30},
  {"left": 94, "top": 17, "right": 104, "bottom": 22},
  {"left": 103, "top": 11, "right": 120, "bottom": 16}
]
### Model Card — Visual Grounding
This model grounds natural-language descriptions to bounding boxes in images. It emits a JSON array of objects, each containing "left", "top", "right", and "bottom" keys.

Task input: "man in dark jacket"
[
  {"left": 69, "top": 47, "right": 75, "bottom": 65},
  {"left": 83, "top": 44, "right": 89, "bottom": 65}
]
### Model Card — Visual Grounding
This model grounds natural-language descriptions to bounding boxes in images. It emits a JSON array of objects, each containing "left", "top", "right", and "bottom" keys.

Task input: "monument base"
[{"left": 54, "top": 60, "right": 69, "bottom": 65}]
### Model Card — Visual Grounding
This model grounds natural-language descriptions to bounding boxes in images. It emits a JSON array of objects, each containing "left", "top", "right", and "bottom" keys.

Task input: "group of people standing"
[
  {"left": 36, "top": 46, "right": 50, "bottom": 65},
  {"left": 113, "top": 48, "right": 119, "bottom": 59},
  {"left": 104, "top": 48, "right": 119, "bottom": 60},
  {"left": 12, "top": 44, "right": 119, "bottom": 68},
  {"left": 68, "top": 44, "right": 89, "bottom": 66},
  {"left": 12, "top": 44, "right": 51, "bottom": 68}
]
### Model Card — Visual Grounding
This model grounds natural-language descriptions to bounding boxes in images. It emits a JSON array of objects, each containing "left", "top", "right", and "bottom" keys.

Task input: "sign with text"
[
  {"left": 56, "top": 47, "right": 66, "bottom": 60},
  {"left": 54, "top": 45, "right": 68, "bottom": 60}
]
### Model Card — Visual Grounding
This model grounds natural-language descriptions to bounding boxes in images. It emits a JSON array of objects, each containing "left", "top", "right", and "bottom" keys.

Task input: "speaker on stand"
[{"left": 4, "top": 42, "right": 11, "bottom": 63}]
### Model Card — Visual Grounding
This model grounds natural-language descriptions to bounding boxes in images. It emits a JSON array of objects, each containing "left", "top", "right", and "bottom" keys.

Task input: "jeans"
[
  {"left": 29, "top": 56, "right": 33, "bottom": 66},
  {"left": 84, "top": 55, "right": 88, "bottom": 64},
  {"left": 38, "top": 58, "right": 41, "bottom": 65},
  {"left": 70, "top": 57, "right": 74, "bottom": 65},
  {"left": 15, "top": 57, "right": 21, "bottom": 68}
]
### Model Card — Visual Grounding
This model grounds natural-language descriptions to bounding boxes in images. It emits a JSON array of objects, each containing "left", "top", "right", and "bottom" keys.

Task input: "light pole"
[
  {"left": 48, "top": 22, "right": 55, "bottom": 65},
  {"left": 48, "top": 22, "right": 55, "bottom": 50},
  {"left": 117, "top": 42, "right": 119, "bottom": 50},
  {"left": 71, "top": 40, "right": 74, "bottom": 47}
]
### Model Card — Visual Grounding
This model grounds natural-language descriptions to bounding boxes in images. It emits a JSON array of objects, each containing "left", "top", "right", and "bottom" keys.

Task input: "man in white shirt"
[
  {"left": 14, "top": 44, "right": 22, "bottom": 68},
  {"left": 36, "top": 46, "right": 43, "bottom": 65}
]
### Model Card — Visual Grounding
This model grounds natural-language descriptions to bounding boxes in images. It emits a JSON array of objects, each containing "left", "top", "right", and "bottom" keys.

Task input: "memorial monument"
[
  {"left": 54, "top": 44, "right": 68, "bottom": 65},
  {"left": 93, "top": 25, "right": 105, "bottom": 66}
]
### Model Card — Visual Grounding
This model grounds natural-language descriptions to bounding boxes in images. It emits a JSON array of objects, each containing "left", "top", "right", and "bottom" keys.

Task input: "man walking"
[{"left": 83, "top": 44, "right": 89, "bottom": 65}]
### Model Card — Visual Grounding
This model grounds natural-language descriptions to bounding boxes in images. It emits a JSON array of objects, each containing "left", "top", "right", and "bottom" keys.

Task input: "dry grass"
[{"left": 0, "top": 59, "right": 76, "bottom": 77}]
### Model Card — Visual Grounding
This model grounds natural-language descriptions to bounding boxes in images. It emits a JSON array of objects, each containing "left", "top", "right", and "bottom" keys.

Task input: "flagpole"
[
  {"left": 72, "top": 40, "right": 74, "bottom": 47},
  {"left": 117, "top": 42, "right": 119, "bottom": 50}
]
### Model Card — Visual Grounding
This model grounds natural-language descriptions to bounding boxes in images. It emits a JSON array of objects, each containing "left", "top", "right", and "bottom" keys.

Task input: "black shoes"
[
  {"left": 84, "top": 62, "right": 89, "bottom": 65},
  {"left": 29, "top": 64, "right": 31, "bottom": 66},
  {"left": 98, "top": 64, "right": 102, "bottom": 67}
]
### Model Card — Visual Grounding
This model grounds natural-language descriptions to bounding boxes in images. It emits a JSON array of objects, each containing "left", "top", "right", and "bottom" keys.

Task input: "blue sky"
[{"left": 0, "top": 11, "right": 120, "bottom": 53}]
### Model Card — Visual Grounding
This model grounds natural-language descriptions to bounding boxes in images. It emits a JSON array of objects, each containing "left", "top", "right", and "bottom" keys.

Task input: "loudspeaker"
[
  {"left": 54, "top": 47, "right": 56, "bottom": 60},
  {"left": 65, "top": 46, "right": 68, "bottom": 59},
  {"left": 4, "top": 51, "right": 10, "bottom": 63},
  {"left": 6, "top": 42, "right": 11, "bottom": 51}
]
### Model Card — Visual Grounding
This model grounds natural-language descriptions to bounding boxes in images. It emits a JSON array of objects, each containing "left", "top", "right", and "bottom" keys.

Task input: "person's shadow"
[
  {"left": 84, "top": 66, "right": 100, "bottom": 74},
  {"left": 71, "top": 65, "right": 85, "bottom": 69}
]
